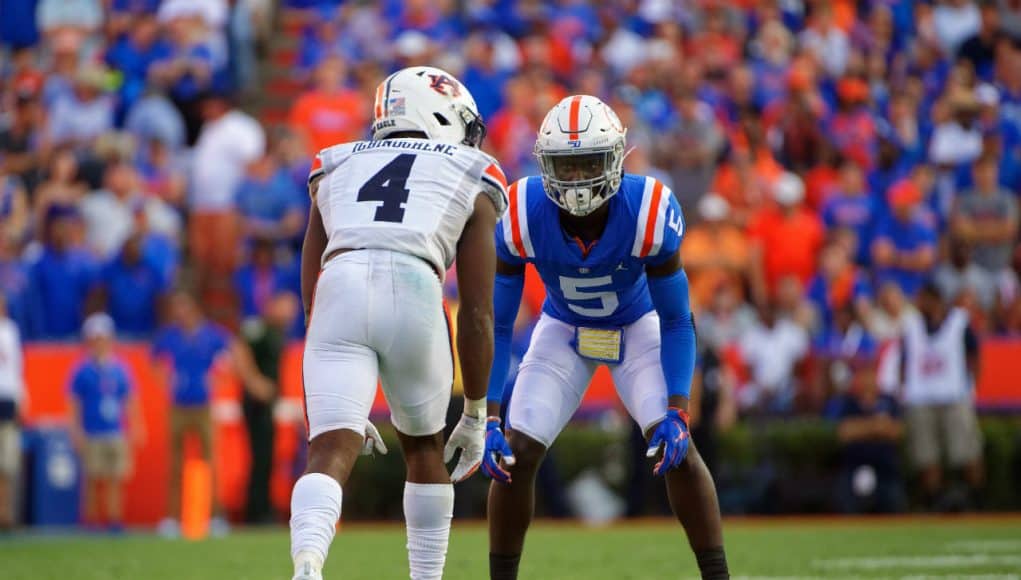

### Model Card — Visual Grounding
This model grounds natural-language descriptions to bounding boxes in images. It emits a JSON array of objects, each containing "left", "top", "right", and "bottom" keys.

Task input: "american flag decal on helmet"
[{"left": 388, "top": 97, "right": 406, "bottom": 116}]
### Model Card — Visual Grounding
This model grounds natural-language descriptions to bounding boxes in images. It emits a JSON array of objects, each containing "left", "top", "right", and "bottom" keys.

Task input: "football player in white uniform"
[{"left": 289, "top": 66, "right": 508, "bottom": 580}]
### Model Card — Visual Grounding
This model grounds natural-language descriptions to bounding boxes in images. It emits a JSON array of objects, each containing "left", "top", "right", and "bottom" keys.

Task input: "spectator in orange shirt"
[
  {"left": 709, "top": 115, "right": 782, "bottom": 226},
  {"left": 682, "top": 193, "right": 750, "bottom": 311},
  {"left": 687, "top": 4, "right": 743, "bottom": 77},
  {"left": 771, "top": 62, "right": 830, "bottom": 170},
  {"left": 749, "top": 172, "right": 825, "bottom": 306},
  {"left": 288, "top": 55, "right": 368, "bottom": 155},
  {"left": 803, "top": 144, "right": 841, "bottom": 211}
]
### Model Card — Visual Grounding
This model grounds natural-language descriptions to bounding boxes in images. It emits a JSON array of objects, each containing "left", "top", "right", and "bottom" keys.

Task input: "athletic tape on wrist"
[{"left": 464, "top": 397, "right": 487, "bottom": 420}]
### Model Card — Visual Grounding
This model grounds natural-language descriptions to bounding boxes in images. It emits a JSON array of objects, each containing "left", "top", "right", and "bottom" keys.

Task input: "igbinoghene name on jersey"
[{"left": 353, "top": 138, "right": 458, "bottom": 156}]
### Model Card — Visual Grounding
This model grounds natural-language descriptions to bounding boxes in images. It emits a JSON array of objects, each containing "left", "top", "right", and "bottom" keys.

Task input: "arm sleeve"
[
  {"left": 647, "top": 267, "right": 696, "bottom": 398},
  {"left": 487, "top": 272, "right": 524, "bottom": 404}
]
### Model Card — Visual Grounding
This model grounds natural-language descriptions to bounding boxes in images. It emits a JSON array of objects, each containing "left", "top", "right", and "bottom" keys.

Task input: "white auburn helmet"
[
  {"left": 535, "top": 94, "right": 627, "bottom": 216},
  {"left": 371, "top": 66, "right": 486, "bottom": 147}
]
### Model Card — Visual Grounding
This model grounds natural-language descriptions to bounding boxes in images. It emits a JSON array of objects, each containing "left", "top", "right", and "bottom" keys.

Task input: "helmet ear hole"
[{"left": 433, "top": 113, "right": 452, "bottom": 126}]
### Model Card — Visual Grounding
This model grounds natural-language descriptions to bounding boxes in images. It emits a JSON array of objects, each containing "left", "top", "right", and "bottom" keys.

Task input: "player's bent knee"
[
  {"left": 396, "top": 429, "right": 445, "bottom": 457},
  {"left": 306, "top": 428, "right": 365, "bottom": 484},
  {"left": 506, "top": 430, "right": 548, "bottom": 472},
  {"left": 397, "top": 429, "right": 449, "bottom": 484}
]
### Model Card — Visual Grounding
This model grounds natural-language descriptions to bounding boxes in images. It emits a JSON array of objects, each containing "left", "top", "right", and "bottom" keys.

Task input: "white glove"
[
  {"left": 361, "top": 422, "right": 389, "bottom": 456},
  {"left": 443, "top": 414, "right": 485, "bottom": 482}
]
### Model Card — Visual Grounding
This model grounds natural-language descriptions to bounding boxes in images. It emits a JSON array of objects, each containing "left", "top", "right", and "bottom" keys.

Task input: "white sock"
[
  {"left": 290, "top": 473, "right": 343, "bottom": 568},
  {"left": 403, "top": 482, "right": 454, "bottom": 580}
]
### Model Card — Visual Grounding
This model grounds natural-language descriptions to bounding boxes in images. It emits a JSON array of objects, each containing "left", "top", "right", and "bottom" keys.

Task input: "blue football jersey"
[{"left": 495, "top": 174, "right": 685, "bottom": 328}]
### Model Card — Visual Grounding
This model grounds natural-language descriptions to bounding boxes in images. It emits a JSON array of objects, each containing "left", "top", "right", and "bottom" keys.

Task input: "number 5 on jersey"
[
  {"left": 559, "top": 275, "right": 619, "bottom": 317},
  {"left": 358, "top": 153, "right": 417, "bottom": 223}
]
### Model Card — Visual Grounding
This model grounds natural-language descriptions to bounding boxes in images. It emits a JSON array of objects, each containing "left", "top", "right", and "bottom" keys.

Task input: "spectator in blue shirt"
[
  {"left": 47, "top": 66, "right": 116, "bottom": 153},
  {"left": 461, "top": 32, "right": 510, "bottom": 120},
  {"left": 69, "top": 313, "right": 145, "bottom": 531},
  {"left": 233, "top": 237, "right": 298, "bottom": 323},
  {"left": 807, "top": 242, "right": 873, "bottom": 340},
  {"left": 867, "top": 132, "right": 913, "bottom": 219},
  {"left": 104, "top": 14, "right": 166, "bottom": 121},
  {"left": 93, "top": 232, "right": 170, "bottom": 338},
  {"left": 234, "top": 152, "right": 304, "bottom": 245},
  {"left": 149, "top": 29, "right": 215, "bottom": 103},
  {"left": 821, "top": 159, "right": 878, "bottom": 265},
  {"left": 132, "top": 206, "right": 180, "bottom": 287},
  {"left": 106, "top": 0, "right": 161, "bottom": 48},
  {"left": 148, "top": 17, "right": 218, "bottom": 144},
  {"left": 824, "top": 359, "right": 905, "bottom": 514},
  {"left": 871, "top": 179, "right": 937, "bottom": 298},
  {"left": 28, "top": 205, "right": 98, "bottom": 340},
  {"left": 152, "top": 291, "right": 235, "bottom": 537}
]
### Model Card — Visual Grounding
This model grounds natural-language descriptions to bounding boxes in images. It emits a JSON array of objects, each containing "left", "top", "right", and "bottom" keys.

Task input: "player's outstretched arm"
[
  {"left": 455, "top": 193, "right": 500, "bottom": 404},
  {"left": 480, "top": 258, "right": 524, "bottom": 482},
  {"left": 487, "top": 259, "right": 524, "bottom": 415},
  {"left": 444, "top": 194, "right": 500, "bottom": 483},
  {"left": 645, "top": 249, "right": 696, "bottom": 475}
]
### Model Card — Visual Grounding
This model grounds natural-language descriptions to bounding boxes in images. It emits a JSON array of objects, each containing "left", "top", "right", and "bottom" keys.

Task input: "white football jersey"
[{"left": 310, "top": 139, "right": 508, "bottom": 278}]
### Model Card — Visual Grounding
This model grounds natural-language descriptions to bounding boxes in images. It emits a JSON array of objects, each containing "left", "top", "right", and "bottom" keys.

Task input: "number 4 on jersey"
[{"left": 358, "top": 153, "right": 417, "bottom": 222}]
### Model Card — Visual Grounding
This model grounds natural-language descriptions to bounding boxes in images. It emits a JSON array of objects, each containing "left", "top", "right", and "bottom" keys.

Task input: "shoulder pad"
[
  {"left": 480, "top": 162, "right": 509, "bottom": 216},
  {"left": 499, "top": 177, "right": 536, "bottom": 259},
  {"left": 630, "top": 177, "right": 684, "bottom": 259}
]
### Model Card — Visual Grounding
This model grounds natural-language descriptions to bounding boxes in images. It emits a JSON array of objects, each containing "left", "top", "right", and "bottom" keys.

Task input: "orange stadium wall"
[{"left": 20, "top": 339, "right": 1021, "bottom": 525}]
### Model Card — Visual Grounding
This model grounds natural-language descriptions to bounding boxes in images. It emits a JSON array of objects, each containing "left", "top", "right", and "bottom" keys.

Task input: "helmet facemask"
[
  {"left": 537, "top": 141, "right": 625, "bottom": 216},
  {"left": 457, "top": 105, "right": 487, "bottom": 148}
]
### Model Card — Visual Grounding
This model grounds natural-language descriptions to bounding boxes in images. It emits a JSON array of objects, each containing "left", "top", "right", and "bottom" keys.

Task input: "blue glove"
[
  {"left": 645, "top": 408, "right": 690, "bottom": 476},
  {"left": 481, "top": 418, "right": 516, "bottom": 483}
]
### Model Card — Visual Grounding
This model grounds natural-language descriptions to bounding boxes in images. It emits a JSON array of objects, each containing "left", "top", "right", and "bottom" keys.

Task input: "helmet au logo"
[{"left": 428, "top": 74, "right": 461, "bottom": 97}]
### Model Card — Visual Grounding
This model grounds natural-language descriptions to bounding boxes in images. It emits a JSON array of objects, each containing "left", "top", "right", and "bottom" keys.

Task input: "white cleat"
[{"left": 292, "top": 551, "right": 324, "bottom": 580}]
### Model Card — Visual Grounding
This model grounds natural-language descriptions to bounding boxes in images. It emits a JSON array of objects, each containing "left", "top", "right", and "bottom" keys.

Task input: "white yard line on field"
[
  {"left": 812, "top": 554, "right": 1021, "bottom": 571},
  {"left": 743, "top": 571, "right": 1021, "bottom": 575},
  {"left": 943, "top": 540, "right": 1021, "bottom": 553},
  {"left": 734, "top": 575, "right": 1020, "bottom": 580},
  {"left": 731, "top": 576, "right": 861, "bottom": 580},
  {"left": 732, "top": 576, "right": 860, "bottom": 580},
  {"left": 899, "top": 576, "right": 1021, "bottom": 580}
]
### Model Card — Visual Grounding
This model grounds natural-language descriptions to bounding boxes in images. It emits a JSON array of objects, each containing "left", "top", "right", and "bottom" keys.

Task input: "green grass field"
[{"left": 2, "top": 517, "right": 1020, "bottom": 579}]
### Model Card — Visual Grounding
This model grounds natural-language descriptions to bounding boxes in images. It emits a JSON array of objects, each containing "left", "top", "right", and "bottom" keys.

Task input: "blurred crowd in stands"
[{"left": 0, "top": 0, "right": 1019, "bottom": 520}]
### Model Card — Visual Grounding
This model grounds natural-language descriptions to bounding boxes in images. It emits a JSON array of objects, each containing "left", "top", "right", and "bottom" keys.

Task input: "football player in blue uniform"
[{"left": 483, "top": 95, "right": 729, "bottom": 579}]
